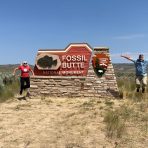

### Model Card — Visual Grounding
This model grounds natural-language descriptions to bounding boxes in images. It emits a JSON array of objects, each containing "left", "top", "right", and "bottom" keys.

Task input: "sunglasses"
[{"left": 23, "top": 63, "right": 27, "bottom": 64}]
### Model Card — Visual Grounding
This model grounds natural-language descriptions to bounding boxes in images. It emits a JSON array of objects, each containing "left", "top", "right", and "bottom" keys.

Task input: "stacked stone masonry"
[{"left": 30, "top": 64, "right": 119, "bottom": 98}]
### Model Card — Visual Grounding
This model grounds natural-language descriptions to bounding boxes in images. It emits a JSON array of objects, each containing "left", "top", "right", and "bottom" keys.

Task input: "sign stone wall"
[{"left": 30, "top": 44, "right": 119, "bottom": 98}]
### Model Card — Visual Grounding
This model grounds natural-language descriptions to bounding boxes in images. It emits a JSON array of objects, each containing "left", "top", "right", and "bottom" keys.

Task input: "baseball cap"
[
  {"left": 23, "top": 61, "right": 27, "bottom": 64},
  {"left": 139, "top": 54, "right": 144, "bottom": 57}
]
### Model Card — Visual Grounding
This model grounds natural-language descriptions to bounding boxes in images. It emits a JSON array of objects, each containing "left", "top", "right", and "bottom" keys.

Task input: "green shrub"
[{"left": 0, "top": 80, "right": 19, "bottom": 103}]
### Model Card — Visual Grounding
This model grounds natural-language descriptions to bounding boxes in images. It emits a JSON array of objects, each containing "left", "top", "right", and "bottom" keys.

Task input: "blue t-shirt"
[{"left": 133, "top": 59, "right": 148, "bottom": 76}]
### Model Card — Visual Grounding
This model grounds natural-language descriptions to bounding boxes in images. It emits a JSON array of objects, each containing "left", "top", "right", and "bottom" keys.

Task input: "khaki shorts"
[{"left": 136, "top": 75, "right": 147, "bottom": 87}]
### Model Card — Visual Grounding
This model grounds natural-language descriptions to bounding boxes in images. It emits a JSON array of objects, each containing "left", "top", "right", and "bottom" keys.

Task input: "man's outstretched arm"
[{"left": 121, "top": 55, "right": 135, "bottom": 62}]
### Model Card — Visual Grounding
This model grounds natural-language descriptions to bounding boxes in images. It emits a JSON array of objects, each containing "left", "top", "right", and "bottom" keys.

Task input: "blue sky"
[{"left": 0, "top": 0, "right": 148, "bottom": 64}]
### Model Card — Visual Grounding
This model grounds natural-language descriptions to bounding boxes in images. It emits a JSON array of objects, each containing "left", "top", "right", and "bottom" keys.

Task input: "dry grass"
[
  {"left": 0, "top": 96, "right": 147, "bottom": 148},
  {"left": 0, "top": 97, "right": 110, "bottom": 148}
]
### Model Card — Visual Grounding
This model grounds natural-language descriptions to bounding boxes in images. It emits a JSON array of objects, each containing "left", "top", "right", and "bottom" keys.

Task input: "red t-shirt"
[{"left": 18, "top": 65, "right": 32, "bottom": 78}]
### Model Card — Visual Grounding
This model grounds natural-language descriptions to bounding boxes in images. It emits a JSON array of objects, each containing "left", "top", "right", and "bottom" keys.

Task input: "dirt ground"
[{"left": 0, "top": 97, "right": 147, "bottom": 148}]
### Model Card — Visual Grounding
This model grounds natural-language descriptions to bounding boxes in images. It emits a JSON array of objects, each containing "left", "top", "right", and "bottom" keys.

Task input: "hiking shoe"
[
  {"left": 136, "top": 88, "right": 140, "bottom": 92},
  {"left": 15, "top": 94, "right": 20, "bottom": 98},
  {"left": 142, "top": 88, "right": 145, "bottom": 93},
  {"left": 26, "top": 92, "right": 31, "bottom": 97},
  {"left": 19, "top": 94, "right": 24, "bottom": 98}
]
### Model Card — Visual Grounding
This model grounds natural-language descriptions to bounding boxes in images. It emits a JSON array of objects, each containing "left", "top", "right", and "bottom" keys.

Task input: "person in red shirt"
[{"left": 13, "top": 61, "right": 34, "bottom": 97}]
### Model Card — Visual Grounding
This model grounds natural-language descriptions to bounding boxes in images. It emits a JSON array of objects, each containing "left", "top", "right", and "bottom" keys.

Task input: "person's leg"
[
  {"left": 24, "top": 77, "right": 30, "bottom": 96},
  {"left": 135, "top": 76, "right": 141, "bottom": 92},
  {"left": 142, "top": 76, "right": 147, "bottom": 93},
  {"left": 20, "top": 77, "right": 25, "bottom": 95},
  {"left": 23, "top": 77, "right": 30, "bottom": 88}
]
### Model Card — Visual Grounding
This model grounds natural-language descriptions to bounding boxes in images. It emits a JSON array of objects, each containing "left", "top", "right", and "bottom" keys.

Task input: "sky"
[{"left": 0, "top": 0, "right": 148, "bottom": 64}]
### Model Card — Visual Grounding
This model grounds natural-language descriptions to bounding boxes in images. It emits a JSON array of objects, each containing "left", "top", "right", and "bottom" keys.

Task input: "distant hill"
[
  {"left": 0, "top": 63, "right": 135, "bottom": 73},
  {"left": 113, "top": 63, "right": 135, "bottom": 77},
  {"left": 0, "top": 64, "right": 34, "bottom": 73},
  {"left": 0, "top": 64, "right": 19, "bottom": 73},
  {"left": 0, "top": 63, "right": 136, "bottom": 76},
  {"left": 113, "top": 63, "right": 135, "bottom": 72}
]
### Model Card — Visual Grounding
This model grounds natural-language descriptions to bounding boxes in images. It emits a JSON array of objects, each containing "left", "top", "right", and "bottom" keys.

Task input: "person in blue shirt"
[{"left": 121, "top": 54, "right": 148, "bottom": 93}]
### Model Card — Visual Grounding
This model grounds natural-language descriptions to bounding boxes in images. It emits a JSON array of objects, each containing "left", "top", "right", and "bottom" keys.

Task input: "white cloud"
[
  {"left": 110, "top": 52, "right": 148, "bottom": 63},
  {"left": 113, "top": 34, "right": 146, "bottom": 40},
  {"left": 111, "top": 52, "right": 148, "bottom": 59}
]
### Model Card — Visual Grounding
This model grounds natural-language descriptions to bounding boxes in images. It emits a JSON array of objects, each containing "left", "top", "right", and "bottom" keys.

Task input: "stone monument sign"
[{"left": 30, "top": 43, "right": 119, "bottom": 98}]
